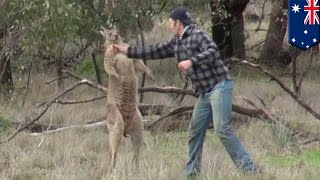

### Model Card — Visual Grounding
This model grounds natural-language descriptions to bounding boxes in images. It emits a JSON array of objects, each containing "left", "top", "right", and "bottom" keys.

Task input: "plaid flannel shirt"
[{"left": 127, "top": 24, "right": 231, "bottom": 94}]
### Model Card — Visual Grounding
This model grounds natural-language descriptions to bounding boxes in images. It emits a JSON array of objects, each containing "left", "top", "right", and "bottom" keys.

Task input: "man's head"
[{"left": 168, "top": 6, "right": 194, "bottom": 37}]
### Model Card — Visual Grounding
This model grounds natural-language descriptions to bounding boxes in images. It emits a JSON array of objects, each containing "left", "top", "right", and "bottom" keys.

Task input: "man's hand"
[
  {"left": 112, "top": 44, "right": 128, "bottom": 55},
  {"left": 178, "top": 60, "right": 192, "bottom": 73}
]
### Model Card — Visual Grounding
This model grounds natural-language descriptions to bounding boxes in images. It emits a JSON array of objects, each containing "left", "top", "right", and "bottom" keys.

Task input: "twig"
[
  {"left": 245, "top": 40, "right": 265, "bottom": 51},
  {"left": 46, "top": 75, "right": 69, "bottom": 85},
  {"left": 177, "top": 78, "right": 189, "bottom": 105},
  {"left": 255, "top": 0, "right": 267, "bottom": 32},
  {"left": 297, "top": 50, "right": 314, "bottom": 96},
  {"left": 253, "top": 92, "right": 267, "bottom": 107}
]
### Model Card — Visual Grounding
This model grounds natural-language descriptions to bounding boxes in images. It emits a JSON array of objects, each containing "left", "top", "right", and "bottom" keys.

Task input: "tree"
[
  {"left": 259, "top": 0, "right": 288, "bottom": 66},
  {"left": 209, "top": 0, "right": 249, "bottom": 59},
  {"left": 0, "top": 54, "right": 13, "bottom": 98}
]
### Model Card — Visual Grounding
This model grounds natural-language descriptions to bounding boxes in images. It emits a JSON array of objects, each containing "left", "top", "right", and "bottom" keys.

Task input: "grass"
[
  {"left": 263, "top": 150, "right": 320, "bottom": 167},
  {"left": 1, "top": 3, "right": 320, "bottom": 179}
]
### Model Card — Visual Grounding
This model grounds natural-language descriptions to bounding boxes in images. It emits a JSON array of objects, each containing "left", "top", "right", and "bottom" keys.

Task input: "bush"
[
  {"left": 74, "top": 55, "right": 106, "bottom": 79},
  {"left": 0, "top": 114, "right": 12, "bottom": 136}
]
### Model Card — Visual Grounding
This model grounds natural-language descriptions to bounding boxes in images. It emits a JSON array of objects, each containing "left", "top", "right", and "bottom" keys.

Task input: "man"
[{"left": 113, "top": 6, "right": 257, "bottom": 176}]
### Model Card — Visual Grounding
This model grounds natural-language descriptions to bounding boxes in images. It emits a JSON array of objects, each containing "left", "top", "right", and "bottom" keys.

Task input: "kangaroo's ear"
[
  {"left": 101, "top": 26, "right": 108, "bottom": 32},
  {"left": 99, "top": 30, "right": 105, "bottom": 36}
]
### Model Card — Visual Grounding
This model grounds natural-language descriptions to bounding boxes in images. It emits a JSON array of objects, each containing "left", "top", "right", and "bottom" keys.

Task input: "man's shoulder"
[{"left": 190, "top": 27, "right": 208, "bottom": 37}]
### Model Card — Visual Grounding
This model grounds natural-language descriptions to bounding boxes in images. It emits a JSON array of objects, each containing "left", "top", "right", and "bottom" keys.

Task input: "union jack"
[{"left": 304, "top": 0, "right": 320, "bottom": 25}]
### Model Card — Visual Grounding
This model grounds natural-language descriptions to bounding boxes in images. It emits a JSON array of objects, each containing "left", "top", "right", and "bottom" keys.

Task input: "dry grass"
[
  {"left": 1, "top": 4, "right": 320, "bottom": 179},
  {"left": 1, "top": 60, "right": 320, "bottom": 180}
]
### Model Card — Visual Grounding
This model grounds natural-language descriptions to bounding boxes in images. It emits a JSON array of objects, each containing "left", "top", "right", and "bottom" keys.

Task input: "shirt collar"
[{"left": 177, "top": 24, "right": 195, "bottom": 39}]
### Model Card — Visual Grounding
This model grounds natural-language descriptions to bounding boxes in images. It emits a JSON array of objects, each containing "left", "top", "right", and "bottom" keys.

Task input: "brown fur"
[{"left": 100, "top": 27, "right": 152, "bottom": 171}]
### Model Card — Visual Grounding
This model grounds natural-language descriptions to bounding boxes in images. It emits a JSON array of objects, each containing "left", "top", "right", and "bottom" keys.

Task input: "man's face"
[{"left": 169, "top": 18, "right": 183, "bottom": 37}]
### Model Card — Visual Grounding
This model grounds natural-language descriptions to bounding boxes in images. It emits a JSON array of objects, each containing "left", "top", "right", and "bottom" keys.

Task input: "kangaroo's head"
[{"left": 100, "top": 26, "right": 120, "bottom": 46}]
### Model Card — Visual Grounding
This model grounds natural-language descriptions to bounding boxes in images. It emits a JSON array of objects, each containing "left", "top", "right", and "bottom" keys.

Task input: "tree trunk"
[
  {"left": 210, "top": 0, "right": 233, "bottom": 60},
  {"left": 0, "top": 56, "right": 13, "bottom": 98},
  {"left": 92, "top": 53, "right": 102, "bottom": 85},
  {"left": 231, "top": 15, "right": 245, "bottom": 59},
  {"left": 137, "top": 17, "right": 147, "bottom": 103},
  {"left": 56, "top": 58, "right": 64, "bottom": 90},
  {"left": 229, "top": 0, "right": 249, "bottom": 59},
  {"left": 210, "top": 0, "right": 249, "bottom": 60},
  {"left": 259, "top": 0, "right": 287, "bottom": 66}
]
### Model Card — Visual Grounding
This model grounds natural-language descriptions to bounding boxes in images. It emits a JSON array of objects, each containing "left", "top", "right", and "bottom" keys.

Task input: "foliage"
[
  {"left": 74, "top": 55, "right": 105, "bottom": 78},
  {"left": 0, "top": 113, "right": 12, "bottom": 136}
]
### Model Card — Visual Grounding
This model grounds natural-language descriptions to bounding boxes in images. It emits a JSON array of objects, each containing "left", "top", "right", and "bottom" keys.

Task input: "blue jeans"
[{"left": 183, "top": 80, "right": 256, "bottom": 176}]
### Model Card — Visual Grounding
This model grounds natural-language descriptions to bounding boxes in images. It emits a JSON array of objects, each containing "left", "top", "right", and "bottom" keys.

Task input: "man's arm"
[
  {"left": 127, "top": 39, "right": 175, "bottom": 60},
  {"left": 190, "top": 31, "right": 220, "bottom": 66}
]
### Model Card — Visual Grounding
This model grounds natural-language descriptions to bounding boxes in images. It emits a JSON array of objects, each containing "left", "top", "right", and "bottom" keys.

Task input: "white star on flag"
[
  {"left": 304, "top": 30, "right": 308, "bottom": 34},
  {"left": 292, "top": 4, "right": 301, "bottom": 13},
  {"left": 292, "top": 38, "right": 296, "bottom": 42},
  {"left": 313, "top": 38, "right": 317, "bottom": 42}
]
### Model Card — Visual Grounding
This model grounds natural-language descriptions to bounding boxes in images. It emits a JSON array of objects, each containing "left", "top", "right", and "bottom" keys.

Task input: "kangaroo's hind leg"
[
  {"left": 106, "top": 103, "right": 124, "bottom": 171},
  {"left": 127, "top": 108, "right": 144, "bottom": 171}
]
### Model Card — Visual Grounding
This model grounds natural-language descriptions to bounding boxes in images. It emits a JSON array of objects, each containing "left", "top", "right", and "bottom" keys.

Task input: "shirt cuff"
[
  {"left": 127, "top": 46, "right": 134, "bottom": 58},
  {"left": 190, "top": 57, "right": 198, "bottom": 66}
]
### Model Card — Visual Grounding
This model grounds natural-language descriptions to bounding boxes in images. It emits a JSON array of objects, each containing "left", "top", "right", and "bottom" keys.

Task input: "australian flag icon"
[{"left": 288, "top": 0, "right": 320, "bottom": 50}]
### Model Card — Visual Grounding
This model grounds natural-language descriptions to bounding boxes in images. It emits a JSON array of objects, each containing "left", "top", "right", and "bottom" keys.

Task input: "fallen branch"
[
  {"left": 228, "top": 57, "right": 320, "bottom": 121},
  {"left": 29, "top": 121, "right": 107, "bottom": 136},
  {"left": 1, "top": 80, "right": 103, "bottom": 144},
  {"left": 302, "top": 138, "right": 320, "bottom": 145},
  {"left": 48, "top": 96, "right": 107, "bottom": 106},
  {"left": 138, "top": 86, "right": 196, "bottom": 97},
  {"left": 146, "top": 106, "right": 194, "bottom": 130}
]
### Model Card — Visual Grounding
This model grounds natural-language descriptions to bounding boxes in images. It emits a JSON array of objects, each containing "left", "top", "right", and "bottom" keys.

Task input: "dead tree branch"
[
  {"left": 302, "top": 138, "right": 320, "bottom": 145},
  {"left": 46, "top": 75, "right": 69, "bottom": 85},
  {"left": 62, "top": 70, "right": 108, "bottom": 94},
  {"left": 29, "top": 120, "right": 107, "bottom": 136},
  {"left": 138, "top": 86, "right": 196, "bottom": 97},
  {"left": 36, "top": 96, "right": 107, "bottom": 107},
  {"left": 1, "top": 80, "right": 105, "bottom": 144},
  {"left": 146, "top": 106, "right": 194, "bottom": 130},
  {"left": 228, "top": 57, "right": 320, "bottom": 121}
]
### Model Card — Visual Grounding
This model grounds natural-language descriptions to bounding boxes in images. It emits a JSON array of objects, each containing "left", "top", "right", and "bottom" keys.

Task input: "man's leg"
[
  {"left": 209, "top": 80, "right": 256, "bottom": 173},
  {"left": 183, "top": 94, "right": 212, "bottom": 176}
]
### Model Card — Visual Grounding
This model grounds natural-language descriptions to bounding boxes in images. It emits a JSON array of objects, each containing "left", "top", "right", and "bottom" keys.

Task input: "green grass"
[
  {"left": 263, "top": 150, "right": 320, "bottom": 167},
  {"left": 0, "top": 113, "right": 12, "bottom": 137}
]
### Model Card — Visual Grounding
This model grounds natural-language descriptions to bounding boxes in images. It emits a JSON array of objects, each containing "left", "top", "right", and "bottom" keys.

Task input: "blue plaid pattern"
[{"left": 127, "top": 24, "right": 231, "bottom": 93}]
